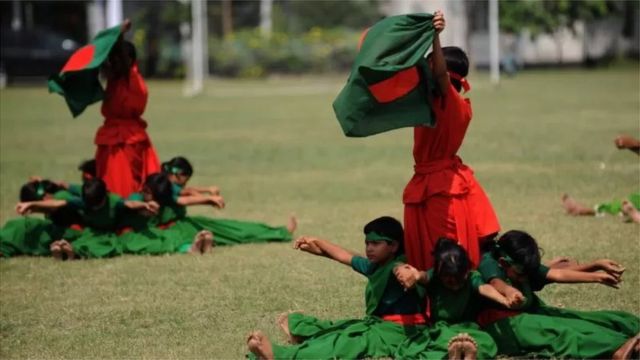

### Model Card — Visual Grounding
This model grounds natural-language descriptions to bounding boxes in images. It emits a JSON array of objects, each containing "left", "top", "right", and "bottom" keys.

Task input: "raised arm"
[
  {"left": 293, "top": 236, "right": 356, "bottom": 266},
  {"left": 546, "top": 268, "right": 620, "bottom": 288},
  {"left": 431, "top": 10, "right": 450, "bottom": 96}
]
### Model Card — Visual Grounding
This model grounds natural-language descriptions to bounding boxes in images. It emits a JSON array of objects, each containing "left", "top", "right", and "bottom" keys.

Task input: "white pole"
[
  {"left": 188, "top": 0, "right": 206, "bottom": 96},
  {"left": 489, "top": 0, "right": 500, "bottom": 84},
  {"left": 106, "top": 0, "right": 122, "bottom": 28},
  {"left": 11, "top": 0, "right": 22, "bottom": 31},
  {"left": 260, "top": 0, "right": 273, "bottom": 38}
]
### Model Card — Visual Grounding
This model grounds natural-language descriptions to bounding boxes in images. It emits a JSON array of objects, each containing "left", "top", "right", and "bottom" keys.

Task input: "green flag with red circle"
[
  {"left": 48, "top": 25, "right": 122, "bottom": 117},
  {"left": 333, "top": 13, "right": 437, "bottom": 137}
]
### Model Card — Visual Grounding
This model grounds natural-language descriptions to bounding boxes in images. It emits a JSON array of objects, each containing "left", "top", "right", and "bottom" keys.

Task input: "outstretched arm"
[
  {"left": 488, "top": 278, "right": 526, "bottom": 308},
  {"left": 177, "top": 194, "right": 225, "bottom": 209},
  {"left": 563, "top": 259, "right": 624, "bottom": 279},
  {"left": 546, "top": 268, "right": 620, "bottom": 288},
  {"left": 393, "top": 263, "right": 429, "bottom": 289},
  {"left": 293, "top": 236, "right": 357, "bottom": 266},
  {"left": 15, "top": 199, "right": 67, "bottom": 215},
  {"left": 123, "top": 200, "right": 159, "bottom": 215},
  {"left": 431, "top": 10, "right": 450, "bottom": 96},
  {"left": 181, "top": 185, "right": 221, "bottom": 196},
  {"left": 478, "top": 284, "right": 512, "bottom": 308}
]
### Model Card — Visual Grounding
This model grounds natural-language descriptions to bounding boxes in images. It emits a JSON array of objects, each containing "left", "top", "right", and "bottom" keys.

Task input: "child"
[
  {"left": 247, "top": 216, "right": 428, "bottom": 359},
  {"left": 95, "top": 22, "right": 160, "bottom": 198},
  {"left": 16, "top": 178, "right": 157, "bottom": 259},
  {"left": 0, "top": 180, "right": 83, "bottom": 258},
  {"left": 477, "top": 230, "right": 639, "bottom": 358},
  {"left": 403, "top": 10, "right": 499, "bottom": 271},
  {"left": 392, "top": 238, "right": 510, "bottom": 359},
  {"left": 160, "top": 156, "right": 296, "bottom": 248}
]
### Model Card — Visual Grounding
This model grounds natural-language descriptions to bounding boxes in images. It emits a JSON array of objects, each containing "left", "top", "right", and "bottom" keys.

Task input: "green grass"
[{"left": 1, "top": 67, "right": 639, "bottom": 359}]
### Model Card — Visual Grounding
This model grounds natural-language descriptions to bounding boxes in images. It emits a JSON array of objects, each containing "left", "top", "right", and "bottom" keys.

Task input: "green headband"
[
  {"left": 36, "top": 184, "right": 45, "bottom": 199},
  {"left": 164, "top": 164, "right": 185, "bottom": 176},
  {"left": 495, "top": 244, "right": 525, "bottom": 274},
  {"left": 365, "top": 231, "right": 394, "bottom": 243}
]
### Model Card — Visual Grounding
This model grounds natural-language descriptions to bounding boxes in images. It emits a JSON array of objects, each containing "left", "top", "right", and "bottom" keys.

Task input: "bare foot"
[
  {"left": 562, "top": 194, "right": 596, "bottom": 216},
  {"left": 247, "top": 331, "right": 274, "bottom": 360},
  {"left": 622, "top": 201, "right": 640, "bottom": 224},
  {"left": 286, "top": 215, "right": 297, "bottom": 234},
  {"left": 277, "top": 311, "right": 303, "bottom": 344},
  {"left": 201, "top": 231, "right": 214, "bottom": 254},
  {"left": 59, "top": 240, "right": 75, "bottom": 260},
  {"left": 50, "top": 241, "right": 63, "bottom": 261},
  {"left": 613, "top": 334, "right": 640, "bottom": 360},
  {"left": 448, "top": 333, "right": 477, "bottom": 360},
  {"left": 189, "top": 231, "right": 206, "bottom": 254}
]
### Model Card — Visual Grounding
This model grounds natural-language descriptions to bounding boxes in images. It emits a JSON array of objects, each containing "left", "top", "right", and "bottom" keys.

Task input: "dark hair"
[
  {"left": 19, "top": 180, "right": 63, "bottom": 202},
  {"left": 162, "top": 156, "right": 194, "bottom": 177},
  {"left": 123, "top": 40, "right": 137, "bottom": 62},
  {"left": 144, "top": 173, "right": 174, "bottom": 206},
  {"left": 427, "top": 46, "right": 469, "bottom": 93},
  {"left": 433, "top": 238, "right": 470, "bottom": 277},
  {"left": 82, "top": 178, "right": 108, "bottom": 210},
  {"left": 494, "top": 230, "right": 541, "bottom": 274},
  {"left": 363, "top": 216, "right": 404, "bottom": 254},
  {"left": 78, "top": 159, "right": 97, "bottom": 180}
]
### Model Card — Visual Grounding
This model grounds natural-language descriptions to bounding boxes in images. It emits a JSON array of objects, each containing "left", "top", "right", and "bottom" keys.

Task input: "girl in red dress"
[
  {"left": 403, "top": 11, "right": 500, "bottom": 271},
  {"left": 95, "top": 33, "right": 160, "bottom": 198}
]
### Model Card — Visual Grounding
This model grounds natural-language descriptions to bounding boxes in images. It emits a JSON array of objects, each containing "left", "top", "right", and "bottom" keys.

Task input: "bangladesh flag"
[
  {"left": 48, "top": 25, "right": 122, "bottom": 117},
  {"left": 333, "top": 13, "right": 436, "bottom": 137}
]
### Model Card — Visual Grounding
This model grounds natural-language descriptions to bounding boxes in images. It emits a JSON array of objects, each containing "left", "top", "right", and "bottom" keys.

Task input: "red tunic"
[
  {"left": 94, "top": 63, "right": 160, "bottom": 198},
  {"left": 403, "top": 84, "right": 499, "bottom": 270}
]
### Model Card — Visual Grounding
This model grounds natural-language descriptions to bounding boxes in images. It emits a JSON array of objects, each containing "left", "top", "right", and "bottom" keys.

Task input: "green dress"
[
  {"left": 0, "top": 191, "right": 83, "bottom": 257},
  {"left": 119, "top": 185, "right": 292, "bottom": 255},
  {"left": 596, "top": 191, "right": 640, "bottom": 215},
  {"left": 69, "top": 193, "right": 126, "bottom": 258},
  {"left": 396, "top": 270, "right": 498, "bottom": 359},
  {"left": 477, "top": 252, "right": 640, "bottom": 358},
  {"left": 251, "top": 255, "right": 428, "bottom": 359}
]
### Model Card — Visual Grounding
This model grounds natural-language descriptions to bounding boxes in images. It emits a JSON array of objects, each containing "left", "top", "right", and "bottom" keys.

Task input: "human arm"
[
  {"left": 176, "top": 194, "right": 225, "bottom": 209},
  {"left": 546, "top": 268, "right": 621, "bottom": 288},
  {"left": 562, "top": 259, "right": 624, "bottom": 279},
  {"left": 478, "top": 284, "right": 512, "bottom": 308},
  {"left": 180, "top": 185, "right": 221, "bottom": 196},
  {"left": 293, "top": 236, "right": 357, "bottom": 266},
  {"left": 123, "top": 200, "right": 159, "bottom": 215},
  {"left": 392, "top": 263, "right": 429, "bottom": 289},
  {"left": 15, "top": 200, "right": 68, "bottom": 215},
  {"left": 488, "top": 278, "right": 526, "bottom": 308},
  {"left": 431, "top": 10, "right": 450, "bottom": 96}
]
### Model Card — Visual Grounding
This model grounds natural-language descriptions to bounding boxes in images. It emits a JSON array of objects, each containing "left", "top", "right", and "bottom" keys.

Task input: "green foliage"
[
  {"left": 209, "top": 28, "right": 361, "bottom": 78},
  {"left": 281, "top": 0, "right": 382, "bottom": 33},
  {"left": 500, "top": 0, "right": 614, "bottom": 35}
]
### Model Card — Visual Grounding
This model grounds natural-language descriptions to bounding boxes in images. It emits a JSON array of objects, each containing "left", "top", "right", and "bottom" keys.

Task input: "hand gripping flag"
[
  {"left": 333, "top": 13, "right": 436, "bottom": 137},
  {"left": 48, "top": 25, "right": 122, "bottom": 117}
]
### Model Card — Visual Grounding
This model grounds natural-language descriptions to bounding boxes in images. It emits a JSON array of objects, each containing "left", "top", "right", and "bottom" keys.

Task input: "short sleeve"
[
  {"left": 171, "top": 183, "right": 183, "bottom": 203},
  {"left": 478, "top": 253, "right": 505, "bottom": 283},
  {"left": 67, "top": 184, "right": 82, "bottom": 196},
  {"left": 351, "top": 256, "right": 375, "bottom": 276},
  {"left": 127, "top": 193, "right": 145, "bottom": 202},
  {"left": 469, "top": 271, "right": 485, "bottom": 291},
  {"left": 65, "top": 196, "right": 84, "bottom": 209}
]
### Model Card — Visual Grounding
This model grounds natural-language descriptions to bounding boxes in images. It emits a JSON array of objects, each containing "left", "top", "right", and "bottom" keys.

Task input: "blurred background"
[{"left": 1, "top": 0, "right": 638, "bottom": 86}]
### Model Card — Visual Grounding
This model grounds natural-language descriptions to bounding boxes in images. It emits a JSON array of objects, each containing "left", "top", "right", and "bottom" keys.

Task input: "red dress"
[
  {"left": 94, "top": 63, "right": 160, "bottom": 198},
  {"left": 403, "top": 84, "right": 499, "bottom": 270}
]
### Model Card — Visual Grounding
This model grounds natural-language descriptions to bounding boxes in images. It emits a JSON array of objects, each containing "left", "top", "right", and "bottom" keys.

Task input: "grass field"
[{"left": 1, "top": 66, "right": 639, "bottom": 359}]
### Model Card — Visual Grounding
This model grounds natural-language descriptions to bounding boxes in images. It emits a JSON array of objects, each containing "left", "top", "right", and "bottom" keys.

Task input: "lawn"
[{"left": 1, "top": 66, "right": 639, "bottom": 359}]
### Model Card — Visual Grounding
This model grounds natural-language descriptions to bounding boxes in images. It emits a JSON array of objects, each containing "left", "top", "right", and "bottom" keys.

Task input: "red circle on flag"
[{"left": 61, "top": 44, "right": 96, "bottom": 73}]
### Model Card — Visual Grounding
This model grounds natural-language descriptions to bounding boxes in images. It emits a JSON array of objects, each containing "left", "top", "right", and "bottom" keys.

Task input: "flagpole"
[
  {"left": 106, "top": 0, "right": 123, "bottom": 28},
  {"left": 489, "top": 0, "right": 500, "bottom": 85}
]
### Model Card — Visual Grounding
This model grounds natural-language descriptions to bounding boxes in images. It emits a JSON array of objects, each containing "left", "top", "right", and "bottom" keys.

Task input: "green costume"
[
  {"left": 69, "top": 193, "right": 125, "bottom": 258},
  {"left": 118, "top": 186, "right": 292, "bottom": 255},
  {"left": 596, "top": 192, "right": 640, "bottom": 215},
  {"left": 397, "top": 270, "right": 498, "bottom": 359},
  {"left": 0, "top": 191, "right": 83, "bottom": 257},
  {"left": 251, "top": 255, "right": 428, "bottom": 359},
  {"left": 478, "top": 252, "right": 640, "bottom": 358}
]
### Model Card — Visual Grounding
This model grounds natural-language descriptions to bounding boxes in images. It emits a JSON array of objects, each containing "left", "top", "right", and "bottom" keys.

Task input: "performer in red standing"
[
  {"left": 95, "top": 21, "right": 160, "bottom": 198},
  {"left": 403, "top": 11, "right": 500, "bottom": 271}
]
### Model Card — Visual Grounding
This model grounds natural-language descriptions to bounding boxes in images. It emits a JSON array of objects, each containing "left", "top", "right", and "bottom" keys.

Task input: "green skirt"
[
  {"left": 484, "top": 305, "right": 640, "bottom": 358},
  {"left": 249, "top": 312, "right": 425, "bottom": 359},
  {"left": 0, "top": 217, "right": 81, "bottom": 257},
  {"left": 119, "top": 216, "right": 292, "bottom": 255},
  {"left": 397, "top": 321, "right": 498, "bottom": 360},
  {"left": 71, "top": 228, "right": 123, "bottom": 259}
]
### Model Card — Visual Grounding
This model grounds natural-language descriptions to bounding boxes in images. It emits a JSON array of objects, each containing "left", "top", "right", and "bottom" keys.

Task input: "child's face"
[
  {"left": 499, "top": 258, "right": 528, "bottom": 283},
  {"left": 365, "top": 240, "right": 397, "bottom": 264},
  {"left": 168, "top": 173, "right": 190, "bottom": 187},
  {"left": 439, "top": 272, "right": 468, "bottom": 291}
]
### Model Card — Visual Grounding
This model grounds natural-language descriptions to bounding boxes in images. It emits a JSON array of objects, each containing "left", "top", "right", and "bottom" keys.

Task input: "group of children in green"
[
  {"left": 1, "top": 9, "right": 639, "bottom": 360},
  {"left": 0, "top": 157, "right": 296, "bottom": 259}
]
